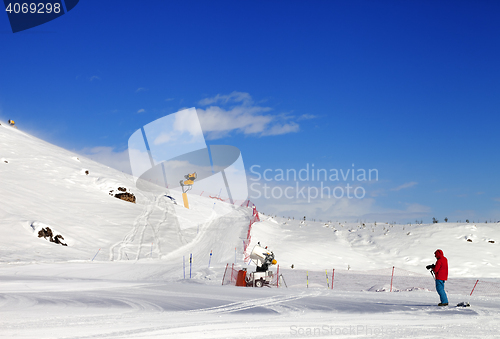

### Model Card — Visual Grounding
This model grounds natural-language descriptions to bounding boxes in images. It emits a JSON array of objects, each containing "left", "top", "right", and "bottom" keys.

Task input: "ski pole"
[
  {"left": 208, "top": 250, "right": 212, "bottom": 268},
  {"left": 280, "top": 274, "right": 288, "bottom": 288}
]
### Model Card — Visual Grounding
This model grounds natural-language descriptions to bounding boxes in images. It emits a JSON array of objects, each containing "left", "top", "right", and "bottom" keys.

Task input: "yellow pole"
[{"left": 182, "top": 192, "right": 189, "bottom": 209}]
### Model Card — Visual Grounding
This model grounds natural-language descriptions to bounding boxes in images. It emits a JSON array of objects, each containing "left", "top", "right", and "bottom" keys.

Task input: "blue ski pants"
[{"left": 435, "top": 279, "right": 448, "bottom": 304}]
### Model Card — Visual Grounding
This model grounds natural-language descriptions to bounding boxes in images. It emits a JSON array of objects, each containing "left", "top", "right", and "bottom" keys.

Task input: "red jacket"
[{"left": 433, "top": 249, "right": 448, "bottom": 281}]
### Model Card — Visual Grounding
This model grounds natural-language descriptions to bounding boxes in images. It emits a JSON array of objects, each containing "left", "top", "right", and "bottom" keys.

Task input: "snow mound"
[{"left": 367, "top": 284, "right": 394, "bottom": 292}]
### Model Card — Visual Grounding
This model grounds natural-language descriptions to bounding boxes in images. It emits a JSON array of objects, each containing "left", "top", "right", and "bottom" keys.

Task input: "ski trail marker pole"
[
  {"left": 326, "top": 269, "right": 329, "bottom": 288},
  {"left": 307, "top": 271, "right": 309, "bottom": 288},
  {"left": 390, "top": 266, "right": 395, "bottom": 292},
  {"left": 208, "top": 250, "right": 212, "bottom": 268},
  {"left": 331, "top": 269, "right": 334, "bottom": 290},
  {"left": 277, "top": 265, "right": 280, "bottom": 288},
  {"left": 92, "top": 248, "right": 101, "bottom": 261}
]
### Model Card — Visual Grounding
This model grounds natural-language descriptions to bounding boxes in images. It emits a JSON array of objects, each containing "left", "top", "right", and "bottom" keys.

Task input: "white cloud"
[
  {"left": 78, "top": 147, "right": 132, "bottom": 174},
  {"left": 493, "top": 197, "right": 500, "bottom": 202},
  {"left": 137, "top": 109, "right": 146, "bottom": 113},
  {"left": 196, "top": 92, "right": 300, "bottom": 139},
  {"left": 297, "top": 114, "right": 317, "bottom": 121},
  {"left": 136, "top": 88, "right": 148, "bottom": 93},
  {"left": 199, "top": 91, "right": 252, "bottom": 106},
  {"left": 153, "top": 132, "right": 173, "bottom": 145},
  {"left": 262, "top": 122, "right": 299, "bottom": 136},
  {"left": 89, "top": 76, "right": 100, "bottom": 81},
  {"left": 173, "top": 108, "right": 204, "bottom": 138},
  {"left": 391, "top": 182, "right": 418, "bottom": 191}
]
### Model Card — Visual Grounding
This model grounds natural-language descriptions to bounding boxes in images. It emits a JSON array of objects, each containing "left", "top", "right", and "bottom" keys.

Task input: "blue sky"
[{"left": 1, "top": 1, "right": 499, "bottom": 223}]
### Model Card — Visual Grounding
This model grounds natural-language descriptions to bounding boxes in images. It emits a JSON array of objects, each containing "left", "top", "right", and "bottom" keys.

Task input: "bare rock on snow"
[
  {"left": 37, "top": 227, "right": 67, "bottom": 246},
  {"left": 114, "top": 192, "right": 136, "bottom": 203},
  {"left": 108, "top": 187, "right": 136, "bottom": 203}
]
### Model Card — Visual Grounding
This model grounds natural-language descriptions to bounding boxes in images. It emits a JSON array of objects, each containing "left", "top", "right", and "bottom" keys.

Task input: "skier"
[{"left": 426, "top": 249, "right": 449, "bottom": 306}]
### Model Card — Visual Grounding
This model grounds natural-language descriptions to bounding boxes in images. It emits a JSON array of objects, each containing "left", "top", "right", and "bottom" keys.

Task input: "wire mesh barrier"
[
  {"left": 222, "top": 265, "right": 500, "bottom": 297},
  {"left": 467, "top": 279, "right": 500, "bottom": 296},
  {"left": 221, "top": 263, "right": 239, "bottom": 286},
  {"left": 243, "top": 205, "right": 260, "bottom": 261}
]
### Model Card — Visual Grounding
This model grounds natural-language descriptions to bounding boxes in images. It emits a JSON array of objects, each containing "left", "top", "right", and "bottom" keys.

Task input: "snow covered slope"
[{"left": 249, "top": 215, "right": 500, "bottom": 278}]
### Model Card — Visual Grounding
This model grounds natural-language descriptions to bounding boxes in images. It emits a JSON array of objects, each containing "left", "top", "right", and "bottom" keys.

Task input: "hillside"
[
  {"left": 0, "top": 123, "right": 250, "bottom": 269},
  {"left": 250, "top": 216, "right": 500, "bottom": 278}
]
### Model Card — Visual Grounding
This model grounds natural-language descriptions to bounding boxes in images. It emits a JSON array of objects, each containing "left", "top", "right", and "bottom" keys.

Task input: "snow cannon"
[
  {"left": 249, "top": 245, "right": 276, "bottom": 267},
  {"left": 181, "top": 172, "right": 197, "bottom": 189},
  {"left": 179, "top": 172, "right": 197, "bottom": 209},
  {"left": 245, "top": 244, "right": 277, "bottom": 287}
]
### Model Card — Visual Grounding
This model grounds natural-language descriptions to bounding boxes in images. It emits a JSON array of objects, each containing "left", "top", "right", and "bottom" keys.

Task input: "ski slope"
[{"left": 1, "top": 123, "right": 500, "bottom": 338}]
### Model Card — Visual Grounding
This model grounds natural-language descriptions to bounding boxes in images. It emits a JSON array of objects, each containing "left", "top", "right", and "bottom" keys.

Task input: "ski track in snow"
[
  {"left": 186, "top": 290, "right": 317, "bottom": 314},
  {"left": 110, "top": 194, "right": 175, "bottom": 261}
]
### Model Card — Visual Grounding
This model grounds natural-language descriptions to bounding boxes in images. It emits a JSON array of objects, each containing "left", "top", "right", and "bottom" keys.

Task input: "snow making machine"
[{"left": 244, "top": 244, "right": 277, "bottom": 287}]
